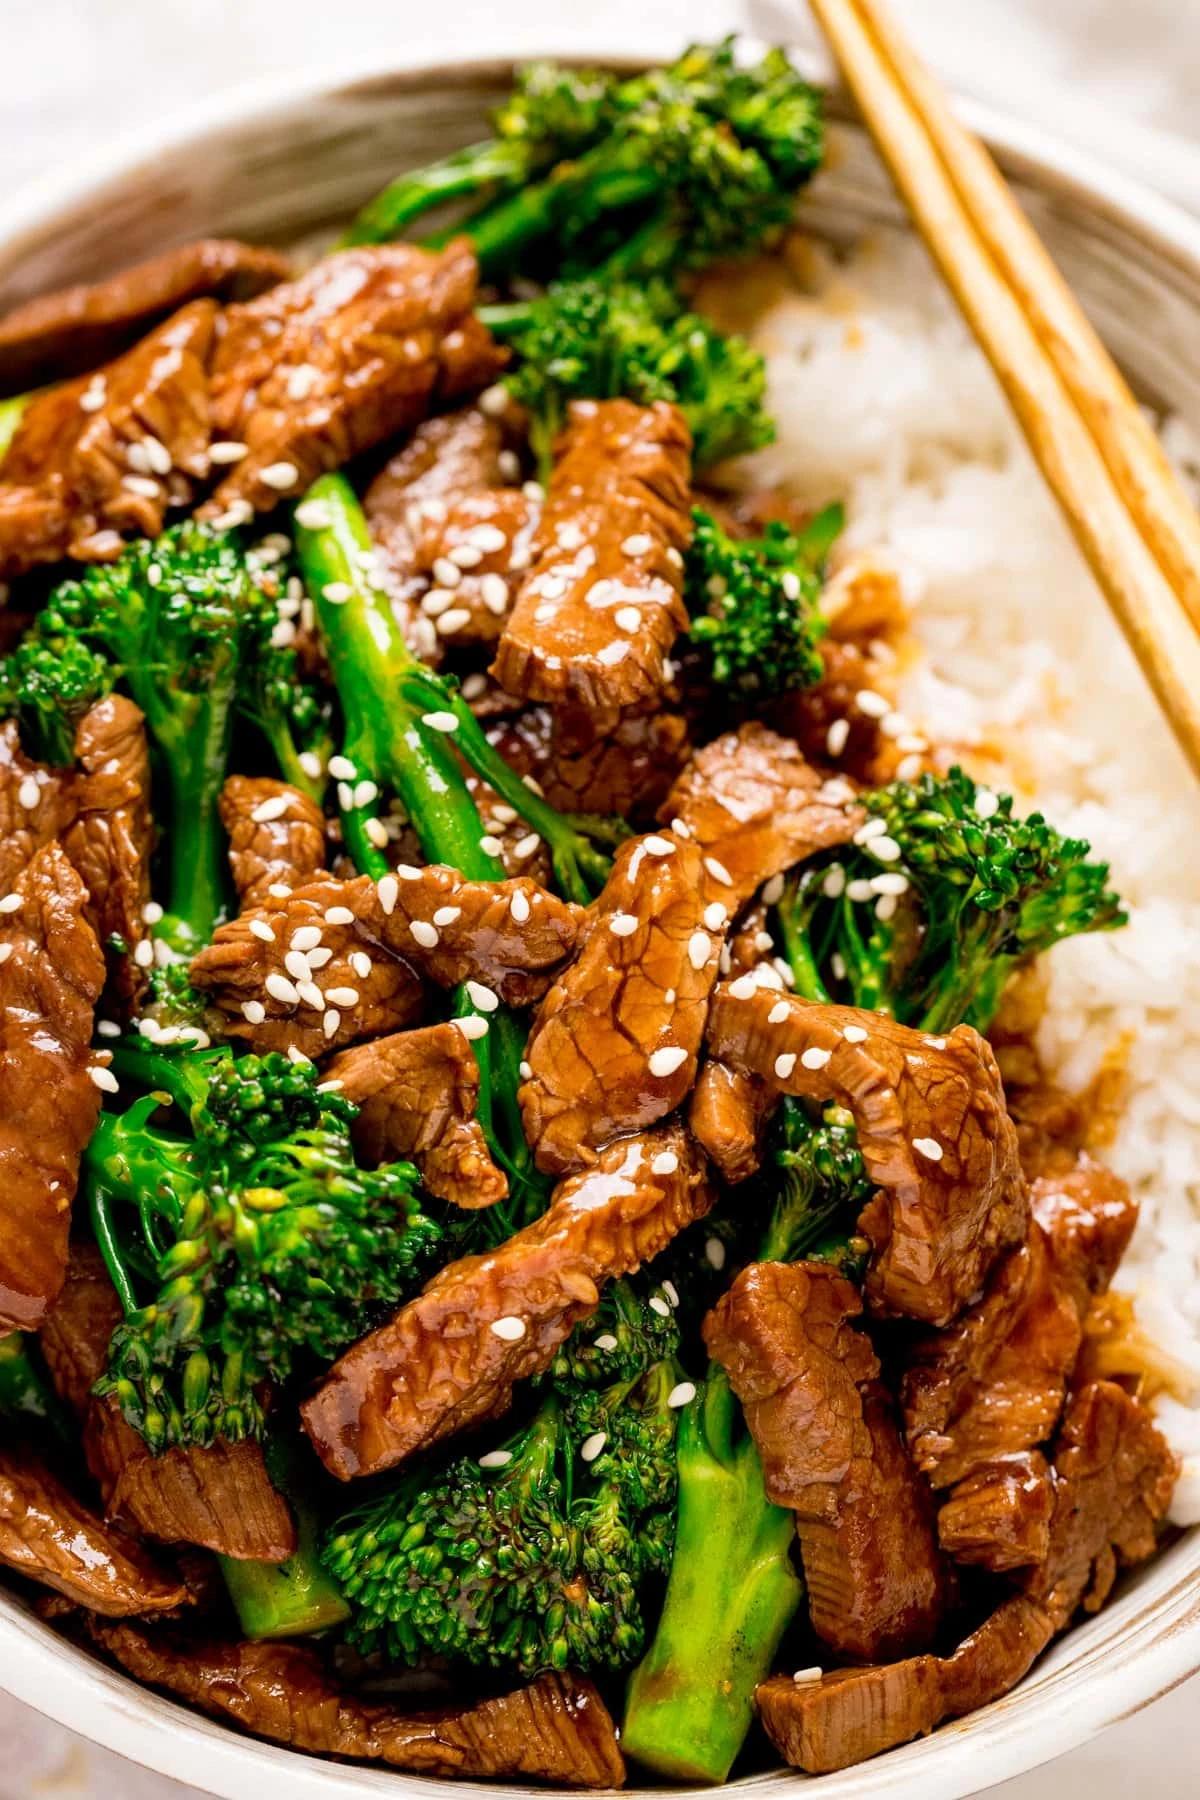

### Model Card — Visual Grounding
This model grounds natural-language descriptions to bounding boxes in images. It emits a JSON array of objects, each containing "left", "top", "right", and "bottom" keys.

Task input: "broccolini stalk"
[
  {"left": 220, "top": 1429, "right": 350, "bottom": 1640},
  {"left": 0, "top": 1333, "right": 73, "bottom": 1452}
]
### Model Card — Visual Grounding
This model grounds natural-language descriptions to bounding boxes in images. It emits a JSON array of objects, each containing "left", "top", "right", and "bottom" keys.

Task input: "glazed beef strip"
[
  {"left": 658, "top": 723, "right": 864, "bottom": 906},
  {"left": 489, "top": 703, "right": 691, "bottom": 824},
  {"left": 688, "top": 1058, "right": 775, "bottom": 1184},
  {"left": 324, "top": 1023, "right": 508, "bottom": 1209},
  {"left": 190, "top": 865, "right": 581, "bottom": 1059},
  {"left": 768, "top": 639, "right": 912, "bottom": 788},
  {"left": 365, "top": 406, "right": 536, "bottom": 663},
  {"left": 0, "top": 1443, "right": 187, "bottom": 1616},
  {"left": 0, "top": 239, "right": 291, "bottom": 395},
  {"left": 0, "top": 845, "right": 105, "bottom": 1331},
  {"left": 705, "top": 985, "right": 1029, "bottom": 1325},
  {"left": 303, "top": 1121, "right": 714, "bottom": 1480},
  {"left": 87, "top": 1623, "right": 625, "bottom": 1787},
  {"left": 218, "top": 775, "right": 328, "bottom": 910},
  {"left": 0, "top": 301, "right": 215, "bottom": 579},
  {"left": 706, "top": 1261, "right": 955, "bottom": 1661},
  {"left": 492, "top": 398, "right": 692, "bottom": 712},
  {"left": 199, "top": 241, "right": 503, "bottom": 520},
  {"left": 39, "top": 1245, "right": 294, "bottom": 1562},
  {"left": 935, "top": 1451, "right": 1055, "bottom": 1570},
  {"left": 757, "top": 1379, "right": 1177, "bottom": 1774},
  {"left": 520, "top": 829, "right": 726, "bottom": 1175}
]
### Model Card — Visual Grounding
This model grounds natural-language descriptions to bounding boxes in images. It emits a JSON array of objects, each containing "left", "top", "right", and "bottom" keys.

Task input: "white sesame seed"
[
  {"left": 324, "top": 905, "right": 356, "bottom": 926},
  {"left": 294, "top": 496, "right": 333, "bottom": 530},
  {"left": 975, "top": 788, "right": 1000, "bottom": 820},
  {"left": 865, "top": 835, "right": 902, "bottom": 864},
  {"left": 759, "top": 874, "right": 784, "bottom": 908},
  {"left": 480, "top": 572, "right": 509, "bottom": 614},
  {"left": 141, "top": 435, "right": 172, "bottom": 475},
  {"left": 855, "top": 688, "right": 890, "bottom": 718},
  {"left": 643, "top": 835, "right": 675, "bottom": 857},
  {"left": 781, "top": 570, "right": 802, "bottom": 601},
  {"left": 410, "top": 921, "right": 440, "bottom": 949},
  {"left": 843, "top": 1024, "right": 868, "bottom": 1043},
  {"left": 285, "top": 362, "right": 320, "bottom": 400},
  {"left": 896, "top": 754, "right": 924, "bottom": 782},
  {"left": 308, "top": 947, "right": 333, "bottom": 969},
  {"left": 465, "top": 979, "right": 500, "bottom": 1014},
  {"left": 870, "top": 872, "right": 909, "bottom": 896},
  {"left": 210, "top": 499, "right": 255, "bottom": 531},
  {"left": 925, "top": 1036, "right": 948, "bottom": 1051},
  {"left": 592, "top": 1333, "right": 618, "bottom": 1352},
  {"left": 705, "top": 1236, "right": 726, "bottom": 1270},
  {"left": 89, "top": 1065, "right": 120, "bottom": 1093},
  {"left": 875, "top": 894, "right": 898, "bottom": 921},
  {"left": 249, "top": 919, "right": 276, "bottom": 943},
  {"left": 284, "top": 950, "right": 311, "bottom": 981},
  {"left": 729, "top": 975, "right": 757, "bottom": 1001},
  {"left": 649, "top": 1295, "right": 671, "bottom": 1318},
  {"left": 448, "top": 543, "right": 483, "bottom": 570},
  {"left": 96, "top": 1019, "right": 121, "bottom": 1038},
  {"left": 479, "top": 833, "right": 504, "bottom": 857},
  {"left": 209, "top": 439, "right": 249, "bottom": 464},
  {"left": 667, "top": 1381, "right": 697, "bottom": 1409},
  {"left": 519, "top": 1060, "right": 533, "bottom": 1081},
  {"left": 704, "top": 856, "right": 733, "bottom": 887},
  {"left": 479, "top": 383, "right": 510, "bottom": 417},
  {"left": 479, "top": 1449, "right": 513, "bottom": 1469},
  {"left": 621, "top": 534, "right": 653, "bottom": 556},
  {"left": 268, "top": 883, "right": 292, "bottom": 900},
  {"left": 327, "top": 985, "right": 359, "bottom": 1007},
  {"left": 775, "top": 1052, "right": 798, "bottom": 1079},
  {"left": 913, "top": 1136, "right": 944, "bottom": 1162},
  {"left": 490, "top": 1315, "right": 526, "bottom": 1342},
  {"left": 260, "top": 461, "right": 300, "bottom": 492},
  {"left": 648, "top": 1045, "right": 688, "bottom": 1078},
  {"left": 614, "top": 605, "right": 642, "bottom": 634},
  {"left": 755, "top": 930, "right": 775, "bottom": 953},
  {"left": 328, "top": 756, "right": 357, "bottom": 782},
  {"left": 296, "top": 980, "right": 325, "bottom": 1011},
  {"left": 375, "top": 875, "right": 398, "bottom": 916},
  {"left": 669, "top": 818, "right": 691, "bottom": 840},
  {"left": 241, "top": 1000, "right": 266, "bottom": 1025},
  {"left": 688, "top": 931, "right": 712, "bottom": 970},
  {"left": 79, "top": 381, "right": 106, "bottom": 412},
  {"left": 337, "top": 782, "right": 354, "bottom": 812},
  {"left": 704, "top": 902, "right": 728, "bottom": 932},
  {"left": 353, "top": 780, "right": 379, "bottom": 808},
  {"left": 270, "top": 619, "right": 296, "bottom": 648},
  {"left": 768, "top": 1000, "right": 790, "bottom": 1024},
  {"left": 426, "top": 906, "right": 459, "bottom": 931},
  {"left": 522, "top": 480, "right": 545, "bottom": 503},
  {"left": 792, "top": 1667, "right": 823, "bottom": 1687},
  {"left": 846, "top": 879, "right": 875, "bottom": 902},
  {"left": 323, "top": 1009, "right": 341, "bottom": 1038},
  {"left": 422, "top": 711, "right": 458, "bottom": 734},
  {"left": 609, "top": 913, "right": 638, "bottom": 938},
  {"left": 826, "top": 718, "right": 850, "bottom": 758},
  {"left": 286, "top": 1047, "right": 312, "bottom": 1065},
  {"left": 290, "top": 926, "right": 321, "bottom": 953},
  {"left": 512, "top": 832, "right": 540, "bottom": 860},
  {"left": 123, "top": 474, "right": 161, "bottom": 500},
  {"left": 251, "top": 795, "right": 291, "bottom": 824},
  {"left": 265, "top": 972, "right": 300, "bottom": 1005},
  {"left": 596, "top": 640, "right": 629, "bottom": 667},
  {"left": 132, "top": 938, "right": 154, "bottom": 969},
  {"left": 510, "top": 891, "right": 531, "bottom": 924},
  {"left": 580, "top": 1431, "right": 607, "bottom": 1463},
  {"left": 651, "top": 1150, "right": 679, "bottom": 1175},
  {"left": 365, "top": 818, "right": 389, "bottom": 848},
  {"left": 801, "top": 1046, "right": 832, "bottom": 1070},
  {"left": 0, "top": 944, "right": 12, "bottom": 966},
  {"left": 819, "top": 865, "right": 846, "bottom": 901},
  {"left": 16, "top": 776, "right": 40, "bottom": 810},
  {"left": 321, "top": 581, "right": 352, "bottom": 605},
  {"left": 498, "top": 449, "right": 521, "bottom": 482}
]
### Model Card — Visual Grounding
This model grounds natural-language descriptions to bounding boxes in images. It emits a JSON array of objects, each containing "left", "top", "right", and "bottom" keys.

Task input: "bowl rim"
[{"left": 0, "top": 31, "right": 1198, "bottom": 1800}]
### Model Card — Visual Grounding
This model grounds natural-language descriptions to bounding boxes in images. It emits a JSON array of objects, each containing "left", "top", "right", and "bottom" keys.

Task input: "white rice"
[{"left": 730, "top": 229, "right": 1200, "bottom": 1520}]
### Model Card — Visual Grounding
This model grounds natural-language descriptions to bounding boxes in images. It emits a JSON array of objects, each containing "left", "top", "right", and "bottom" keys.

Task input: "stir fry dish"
[{"left": 0, "top": 39, "right": 1181, "bottom": 1788}]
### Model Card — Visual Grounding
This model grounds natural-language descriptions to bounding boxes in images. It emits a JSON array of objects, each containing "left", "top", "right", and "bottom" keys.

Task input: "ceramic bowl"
[{"left": 0, "top": 35, "right": 1197, "bottom": 1800}]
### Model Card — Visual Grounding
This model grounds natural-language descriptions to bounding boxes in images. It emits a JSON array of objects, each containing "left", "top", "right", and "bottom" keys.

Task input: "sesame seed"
[
  {"left": 648, "top": 1045, "right": 688, "bottom": 1078},
  {"left": 289, "top": 926, "right": 321, "bottom": 953},
  {"left": 321, "top": 581, "right": 352, "bottom": 604},
  {"left": 925, "top": 1036, "right": 948, "bottom": 1050},
  {"left": 522, "top": 480, "right": 545, "bottom": 502},
  {"left": 643, "top": 835, "right": 675, "bottom": 857},
  {"left": 596, "top": 640, "right": 629, "bottom": 667},
  {"left": 729, "top": 975, "right": 757, "bottom": 1000},
  {"left": 667, "top": 1381, "right": 696, "bottom": 1409},
  {"left": 96, "top": 1019, "right": 120, "bottom": 1038},
  {"left": 260, "top": 461, "right": 300, "bottom": 492},
  {"left": 846, "top": 879, "right": 875, "bottom": 902},
  {"left": 856, "top": 688, "right": 890, "bottom": 718},
  {"left": 975, "top": 788, "right": 1000, "bottom": 819},
  {"left": 284, "top": 951, "right": 311, "bottom": 981},
  {"left": 875, "top": 895, "right": 898, "bottom": 921},
  {"left": 490, "top": 1315, "right": 526, "bottom": 1342},
  {"left": 510, "top": 891, "right": 531, "bottom": 924},
  {"left": 323, "top": 1009, "right": 341, "bottom": 1038},
  {"left": 760, "top": 874, "right": 785, "bottom": 908},
  {"left": 498, "top": 449, "right": 521, "bottom": 481},
  {"left": 896, "top": 754, "right": 924, "bottom": 782},
  {"left": 337, "top": 782, "right": 353, "bottom": 812},
  {"left": 327, "top": 986, "right": 359, "bottom": 1007},
  {"left": 353, "top": 780, "right": 379, "bottom": 807},
  {"left": 479, "top": 1449, "right": 513, "bottom": 1469},
  {"left": 142, "top": 435, "right": 172, "bottom": 475},
  {"left": 376, "top": 875, "right": 399, "bottom": 916},
  {"left": 480, "top": 572, "right": 509, "bottom": 614},
  {"left": 133, "top": 938, "right": 155, "bottom": 968},
  {"left": 843, "top": 1024, "right": 868, "bottom": 1043},
  {"left": 865, "top": 835, "right": 902, "bottom": 864},
  {"left": 265, "top": 972, "right": 299, "bottom": 1004},
  {"left": 270, "top": 619, "right": 296, "bottom": 648},
  {"left": 410, "top": 921, "right": 439, "bottom": 949},
  {"left": 209, "top": 439, "right": 249, "bottom": 464},
  {"left": 593, "top": 1333, "right": 618, "bottom": 1352},
  {"left": 826, "top": 718, "right": 850, "bottom": 757},
  {"left": 465, "top": 979, "right": 500, "bottom": 1014},
  {"left": 610, "top": 913, "right": 638, "bottom": 938},
  {"left": 479, "top": 834, "right": 504, "bottom": 856},
  {"left": 438, "top": 606, "right": 474, "bottom": 637},
  {"left": 123, "top": 474, "right": 161, "bottom": 500},
  {"left": 512, "top": 832, "right": 540, "bottom": 860},
  {"left": 89, "top": 1065, "right": 119, "bottom": 1093},
  {"left": 913, "top": 1136, "right": 944, "bottom": 1162},
  {"left": 755, "top": 930, "right": 775, "bottom": 953},
  {"left": 287, "top": 1047, "right": 311, "bottom": 1065},
  {"left": 704, "top": 902, "right": 728, "bottom": 931},
  {"left": 651, "top": 1150, "right": 679, "bottom": 1175},
  {"left": 209, "top": 499, "right": 255, "bottom": 531},
  {"left": 328, "top": 756, "right": 357, "bottom": 781},
  {"left": 871, "top": 872, "right": 909, "bottom": 896},
  {"left": 268, "top": 883, "right": 291, "bottom": 900},
  {"left": 801, "top": 1046, "right": 832, "bottom": 1070},
  {"left": 519, "top": 1059, "right": 534, "bottom": 1081},
  {"left": 704, "top": 856, "right": 733, "bottom": 886},
  {"left": 705, "top": 1236, "right": 727, "bottom": 1270},
  {"left": 775, "top": 1052, "right": 798, "bottom": 1078},
  {"left": 251, "top": 795, "right": 291, "bottom": 824},
  {"left": 249, "top": 919, "right": 276, "bottom": 943},
  {"left": 781, "top": 570, "right": 802, "bottom": 600},
  {"left": 430, "top": 906, "right": 460, "bottom": 929},
  {"left": 479, "top": 383, "right": 510, "bottom": 417},
  {"left": 16, "top": 776, "right": 39, "bottom": 810},
  {"left": 621, "top": 534, "right": 653, "bottom": 556},
  {"left": 649, "top": 1296, "right": 672, "bottom": 1320},
  {"left": 0, "top": 945, "right": 12, "bottom": 966},
  {"left": 297, "top": 980, "right": 325, "bottom": 1011},
  {"left": 324, "top": 905, "right": 356, "bottom": 925},
  {"left": 365, "top": 818, "right": 389, "bottom": 848},
  {"left": 308, "top": 947, "right": 332, "bottom": 969},
  {"left": 580, "top": 1431, "right": 607, "bottom": 1463},
  {"left": 768, "top": 1000, "right": 790, "bottom": 1024},
  {"left": 422, "top": 710, "right": 458, "bottom": 733},
  {"left": 449, "top": 543, "right": 483, "bottom": 570},
  {"left": 468, "top": 523, "right": 507, "bottom": 553},
  {"left": 832, "top": 952, "right": 847, "bottom": 981},
  {"left": 688, "top": 931, "right": 711, "bottom": 970},
  {"left": 615, "top": 605, "right": 642, "bottom": 634},
  {"left": 285, "top": 362, "right": 320, "bottom": 400},
  {"left": 79, "top": 381, "right": 106, "bottom": 412},
  {"left": 241, "top": 1000, "right": 266, "bottom": 1025},
  {"left": 792, "top": 1667, "right": 823, "bottom": 1687}
]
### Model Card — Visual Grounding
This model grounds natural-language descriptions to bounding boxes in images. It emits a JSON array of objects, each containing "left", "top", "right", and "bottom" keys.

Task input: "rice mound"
[{"left": 730, "top": 229, "right": 1200, "bottom": 1523}]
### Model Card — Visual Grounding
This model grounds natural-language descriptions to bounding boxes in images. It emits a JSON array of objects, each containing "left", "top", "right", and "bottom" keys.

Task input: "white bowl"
[{"left": 1, "top": 35, "right": 1198, "bottom": 1800}]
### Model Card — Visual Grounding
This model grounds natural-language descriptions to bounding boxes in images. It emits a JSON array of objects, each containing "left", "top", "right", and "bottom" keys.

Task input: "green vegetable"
[
  {"left": 220, "top": 1430, "right": 350, "bottom": 1640},
  {"left": 0, "top": 1333, "right": 73, "bottom": 1452}
]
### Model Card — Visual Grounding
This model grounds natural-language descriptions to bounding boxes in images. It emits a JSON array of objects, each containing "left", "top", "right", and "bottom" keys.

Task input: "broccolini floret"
[{"left": 0, "top": 635, "right": 115, "bottom": 767}]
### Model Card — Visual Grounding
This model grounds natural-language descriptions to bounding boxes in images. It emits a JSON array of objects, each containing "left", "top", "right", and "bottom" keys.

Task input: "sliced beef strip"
[
  {"left": 324, "top": 1024, "right": 507, "bottom": 1210},
  {"left": 489, "top": 702, "right": 691, "bottom": 824},
  {"left": 0, "top": 300, "right": 215, "bottom": 580},
  {"left": 688, "top": 1058, "right": 774, "bottom": 1184},
  {"left": 901, "top": 1158, "right": 1139, "bottom": 1569},
  {"left": 190, "top": 866, "right": 580, "bottom": 1059},
  {"left": 199, "top": 241, "right": 504, "bottom": 520},
  {"left": 492, "top": 399, "right": 692, "bottom": 712},
  {"left": 768, "top": 640, "right": 909, "bottom": 788},
  {"left": 706, "top": 984, "right": 1028, "bottom": 1326},
  {"left": 0, "top": 239, "right": 291, "bottom": 396},
  {"left": 0, "top": 1443, "right": 187, "bottom": 1616},
  {"left": 0, "top": 722, "right": 77, "bottom": 891},
  {"left": 365, "top": 406, "right": 536, "bottom": 664},
  {"left": 303, "top": 1121, "right": 714, "bottom": 1480},
  {"left": 0, "top": 844, "right": 105, "bottom": 1331},
  {"left": 758, "top": 1379, "right": 1176, "bottom": 1774},
  {"left": 520, "top": 830, "right": 726, "bottom": 1175},
  {"left": 87, "top": 1623, "right": 625, "bottom": 1787},
  {"left": 218, "top": 775, "right": 328, "bottom": 910},
  {"left": 936, "top": 1452, "right": 1054, "bottom": 1571},
  {"left": 658, "top": 723, "right": 864, "bottom": 906},
  {"left": 39, "top": 1245, "right": 295, "bottom": 1563},
  {"left": 705, "top": 1261, "right": 954, "bottom": 1662}
]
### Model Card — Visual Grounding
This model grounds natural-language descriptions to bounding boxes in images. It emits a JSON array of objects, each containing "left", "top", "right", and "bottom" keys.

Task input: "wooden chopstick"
[{"left": 809, "top": 0, "right": 1200, "bottom": 777}]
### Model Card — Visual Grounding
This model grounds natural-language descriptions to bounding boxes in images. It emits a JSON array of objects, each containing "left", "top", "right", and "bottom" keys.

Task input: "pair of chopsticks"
[{"left": 809, "top": 0, "right": 1200, "bottom": 778}]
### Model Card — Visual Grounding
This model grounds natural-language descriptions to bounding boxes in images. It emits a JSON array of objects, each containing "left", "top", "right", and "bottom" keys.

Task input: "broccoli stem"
[
  {"left": 0, "top": 1333, "right": 73, "bottom": 1451},
  {"left": 158, "top": 762, "right": 228, "bottom": 954},
  {"left": 220, "top": 1430, "right": 349, "bottom": 1638},
  {"left": 622, "top": 1368, "right": 801, "bottom": 1783},
  {"left": 340, "top": 140, "right": 537, "bottom": 249},
  {"left": 460, "top": 165, "right": 662, "bottom": 282}
]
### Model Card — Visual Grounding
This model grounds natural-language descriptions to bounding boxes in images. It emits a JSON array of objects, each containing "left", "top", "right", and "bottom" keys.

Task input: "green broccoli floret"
[
  {"left": 779, "top": 766, "right": 1126, "bottom": 1034},
  {"left": 323, "top": 1307, "right": 683, "bottom": 1679},
  {"left": 86, "top": 1043, "right": 442, "bottom": 1454},
  {"left": 684, "top": 503, "right": 841, "bottom": 704},
  {"left": 236, "top": 585, "right": 334, "bottom": 806},
  {"left": 489, "top": 278, "right": 773, "bottom": 481},
  {"left": 0, "top": 635, "right": 115, "bottom": 767}
]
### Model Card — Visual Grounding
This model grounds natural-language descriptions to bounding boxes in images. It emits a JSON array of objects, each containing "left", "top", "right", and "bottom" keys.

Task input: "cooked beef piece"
[
  {"left": 705, "top": 1262, "right": 954, "bottom": 1661},
  {"left": 304, "top": 1121, "right": 713, "bottom": 1479},
  {"left": 87, "top": 1623, "right": 625, "bottom": 1787},
  {"left": 0, "top": 301, "right": 215, "bottom": 579},
  {"left": 365, "top": 407, "right": 536, "bottom": 663},
  {"left": 520, "top": 830, "right": 725, "bottom": 1175},
  {"left": 60, "top": 696, "right": 155, "bottom": 1009},
  {"left": 199, "top": 242, "right": 503, "bottom": 520},
  {"left": 324, "top": 1024, "right": 507, "bottom": 1209},
  {"left": 0, "top": 845, "right": 105, "bottom": 1331},
  {"left": 725, "top": 897, "right": 775, "bottom": 981},
  {"left": 492, "top": 399, "right": 692, "bottom": 712},
  {"left": 706, "top": 985, "right": 1028, "bottom": 1325},
  {"left": 658, "top": 723, "right": 864, "bottom": 906},
  {"left": 0, "top": 240, "right": 291, "bottom": 396},
  {"left": 0, "top": 1443, "right": 187, "bottom": 1615},
  {"left": 219, "top": 775, "right": 328, "bottom": 910},
  {"left": 902, "top": 1158, "right": 1138, "bottom": 1490},
  {"left": 936, "top": 1452, "right": 1053, "bottom": 1570},
  {"left": 768, "top": 640, "right": 905, "bottom": 787},
  {"left": 756, "top": 1378, "right": 1176, "bottom": 1774},
  {"left": 190, "top": 866, "right": 580, "bottom": 1059},
  {"left": 688, "top": 1058, "right": 774, "bottom": 1183},
  {"left": 490, "top": 702, "right": 691, "bottom": 825},
  {"left": 39, "top": 1245, "right": 295, "bottom": 1562},
  {"left": 0, "top": 722, "right": 76, "bottom": 891}
]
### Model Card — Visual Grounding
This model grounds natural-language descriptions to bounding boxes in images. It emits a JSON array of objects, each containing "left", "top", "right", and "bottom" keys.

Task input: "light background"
[{"left": 1, "top": 0, "right": 1197, "bottom": 1793}]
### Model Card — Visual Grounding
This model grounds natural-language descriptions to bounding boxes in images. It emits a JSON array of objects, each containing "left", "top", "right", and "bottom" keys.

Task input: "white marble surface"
[{"left": 2, "top": 0, "right": 1199, "bottom": 1793}]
